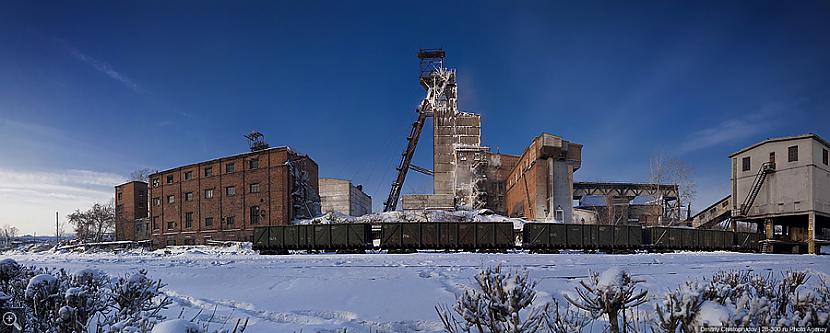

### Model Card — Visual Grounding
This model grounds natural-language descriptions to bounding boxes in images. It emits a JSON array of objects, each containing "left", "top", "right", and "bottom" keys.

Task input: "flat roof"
[
  {"left": 151, "top": 146, "right": 293, "bottom": 176},
  {"left": 115, "top": 180, "right": 148, "bottom": 188},
  {"left": 729, "top": 133, "right": 829, "bottom": 157}
]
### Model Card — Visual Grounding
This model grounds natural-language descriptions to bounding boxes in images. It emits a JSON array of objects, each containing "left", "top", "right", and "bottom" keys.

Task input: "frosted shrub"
[
  {"left": 436, "top": 266, "right": 548, "bottom": 333},
  {"left": 653, "top": 270, "right": 830, "bottom": 331},
  {"left": 543, "top": 299, "right": 591, "bottom": 333},
  {"left": 564, "top": 268, "right": 648, "bottom": 333},
  {"left": 108, "top": 270, "right": 173, "bottom": 331}
]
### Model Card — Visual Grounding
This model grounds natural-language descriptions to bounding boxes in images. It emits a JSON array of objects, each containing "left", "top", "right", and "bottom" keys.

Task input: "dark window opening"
[
  {"left": 204, "top": 167, "right": 213, "bottom": 177},
  {"left": 824, "top": 149, "right": 828, "bottom": 165},
  {"left": 226, "top": 163, "right": 235, "bottom": 173},
  {"left": 249, "top": 158, "right": 260, "bottom": 169},
  {"left": 205, "top": 217, "right": 213, "bottom": 227},
  {"left": 742, "top": 156, "right": 751, "bottom": 171},
  {"left": 788, "top": 145, "right": 798, "bottom": 162},
  {"left": 185, "top": 192, "right": 193, "bottom": 201},
  {"left": 166, "top": 175, "right": 174, "bottom": 184},
  {"left": 185, "top": 212, "right": 193, "bottom": 228},
  {"left": 184, "top": 171, "right": 193, "bottom": 180},
  {"left": 250, "top": 206, "right": 261, "bottom": 225}
]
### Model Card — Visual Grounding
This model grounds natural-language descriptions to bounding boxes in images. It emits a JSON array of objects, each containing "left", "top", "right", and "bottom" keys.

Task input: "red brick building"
[
  {"left": 141, "top": 146, "right": 320, "bottom": 246},
  {"left": 505, "top": 133, "right": 582, "bottom": 221},
  {"left": 114, "top": 181, "right": 149, "bottom": 241}
]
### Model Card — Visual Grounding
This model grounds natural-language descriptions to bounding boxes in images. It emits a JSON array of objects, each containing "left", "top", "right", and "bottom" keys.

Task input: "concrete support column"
[
  {"left": 807, "top": 212, "right": 816, "bottom": 255},
  {"left": 764, "top": 218, "right": 774, "bottom": 240}
]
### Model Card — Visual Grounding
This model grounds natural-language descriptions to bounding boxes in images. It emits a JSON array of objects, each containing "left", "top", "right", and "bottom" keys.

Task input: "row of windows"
[
  {"left": 739, "top": 145, "right": 823, "bottom": 172},
  {"left": 151, "top": 184, "right": 262, "bottom": 206},
  {"left": 151, "top": 206, "right": 262, "bottom": 230},
  {"left": 150, "top": 159, "right": 262, "bottom": 187}
]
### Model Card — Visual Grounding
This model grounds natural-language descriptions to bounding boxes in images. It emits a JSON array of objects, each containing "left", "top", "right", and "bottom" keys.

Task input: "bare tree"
[
  {"left": 67, "top": 201, "right": 115, "bottom": 242},
  {"left": 649, "top": 154, "right": 696, "bottom": 223},
  {"left": 1, "top": 225, "right": 19, "bottom": 246},
  {"left": 129, "top": 168, "right": 158, "bottom": 183}
]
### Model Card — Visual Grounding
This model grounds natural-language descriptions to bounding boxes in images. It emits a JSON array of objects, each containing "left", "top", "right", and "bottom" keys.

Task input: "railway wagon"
[
  {"left": 253, "top": 224, "right": 372, "bottom": 252},
  {"left": 523, "top": 223, "right": 642, "bottom": 251},
  {"left": 644, "top": 227, "right": 699, "bottom": 250},
  {"left": 380, "top": 222, "right": 514, "bottom": 250}
]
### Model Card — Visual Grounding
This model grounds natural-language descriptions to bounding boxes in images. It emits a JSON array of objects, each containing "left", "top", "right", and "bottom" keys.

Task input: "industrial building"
[
  {"left": 692, "top": 133, "right": 829, "bottom": 254},
  {"left": 319, "top": 178, "right": 372, "bottom": 216},
  {"left": 115, "top": 140, "right": 322, "bottom": 246},
  {"left": 114, "top": 181, "right": 149, "bottom": 241},
  {"left": 389, "top": 49, "right": 679, "bottom": 224}
]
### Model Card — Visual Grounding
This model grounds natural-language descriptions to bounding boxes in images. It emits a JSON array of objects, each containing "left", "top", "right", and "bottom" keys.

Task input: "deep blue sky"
[{"left": 1, "top": 1, "right": 827, "bottom": 234}]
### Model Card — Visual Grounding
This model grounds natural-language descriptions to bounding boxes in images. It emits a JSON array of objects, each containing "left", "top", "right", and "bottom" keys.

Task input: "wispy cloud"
[
  {"left": 60, "top": 40, "right": 144, "bottom": 94},
  {"left": 0, "top": 168, "right": 125, "bottom": 234},
  {"left": 676, "top": 99, "right": 806, "bottom": 155}
]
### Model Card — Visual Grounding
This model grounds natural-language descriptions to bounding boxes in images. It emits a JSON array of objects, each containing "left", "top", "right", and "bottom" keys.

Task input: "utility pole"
[{"left": 55, "top": 211, "right": 59, "bottom": 244}]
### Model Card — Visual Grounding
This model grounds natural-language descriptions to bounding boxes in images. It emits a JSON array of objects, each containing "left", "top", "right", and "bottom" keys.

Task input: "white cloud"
[
  {"left": 676, "top": 99, "right": 806, "bottom": 155},
  {"left": 65, "top": 44, "right": 143, "bottom": 94},
  {"left": 0, "top": 168, "right": 125, "bottom": 235}
]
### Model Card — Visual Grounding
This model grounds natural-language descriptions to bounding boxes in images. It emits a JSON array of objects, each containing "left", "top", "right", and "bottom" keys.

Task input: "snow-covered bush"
[
  {"left": 564, "top": 268, "right": 648, "bottom": 333},
  {"left": 150, "top": 318, "right": 248, "bottom": 333},
  {"left": 543, "top": 299, "right": 591, "bottom": 333},
  {"left": 653, "top": 270, "right": 830, "bottom": 332},
  {"left": 436, "top": 266, "right": 547, "bottom": 332}
]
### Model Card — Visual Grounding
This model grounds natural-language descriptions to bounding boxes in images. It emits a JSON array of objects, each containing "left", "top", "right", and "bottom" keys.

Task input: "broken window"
[
  {"left": 788, "top": 145, "right": 798, "bottom": 162},
  {"left": 204, "top": 167, "right": 213, "bottom": 177},
  {"left": 151, "top": 178, "right": 160, "bottom": 187},
  {"left": 167, "top": 195, "right": 175, "bottom": 204},
  {"left": 250, "top": 206, "right": 261, "bottom": 225},
  {"left": 185, "top": 192, "right": 193, "bottom": 201},
  {"left": 166, "top": 175, "right": 174, "bottom": 184},
  {"left": 226, "top": 162, "right": 235, "bottom": 173},
  {"left": 249, "top": 158, "right": 260, "bottom": 169},
  {"left": 153, "top": 197, "right": 161, "bottom": 206},
  {"left": 226, "top": 216, "right": 235, "bottom": 226},
  {"left": 184, "top": 171, "right": 193, "bottom": 180}
]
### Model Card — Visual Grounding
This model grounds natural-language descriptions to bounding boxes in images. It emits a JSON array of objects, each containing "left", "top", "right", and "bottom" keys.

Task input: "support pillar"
[
  {"left": 807, "top": 212, "right": 816, "bottom": 255},
  {"left": 763, "top": 218, "right": 774, "bottom": 253}
]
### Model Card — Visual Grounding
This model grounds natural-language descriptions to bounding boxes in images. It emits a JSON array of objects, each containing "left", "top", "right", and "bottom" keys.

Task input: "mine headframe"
[{"left": 383, "top": 49, "right": 449, "bottom": 212}]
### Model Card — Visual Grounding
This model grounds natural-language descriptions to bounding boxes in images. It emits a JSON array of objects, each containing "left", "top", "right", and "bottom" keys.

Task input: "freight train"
[{"left": 252, "top": 222, "right": 762, "bottom": 254}]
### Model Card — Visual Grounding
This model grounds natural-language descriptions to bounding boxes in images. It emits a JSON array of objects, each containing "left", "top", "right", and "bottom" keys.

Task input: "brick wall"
[
  {"left": 114, "top": 181, "right": 148, "bottom": 241},
  {"left": 147, "top": 147, "right": 319, "bottom": 246}
]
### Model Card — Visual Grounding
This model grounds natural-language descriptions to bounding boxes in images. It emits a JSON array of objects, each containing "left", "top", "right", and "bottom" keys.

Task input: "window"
[
  {"left": 151, "top": 178, "right": 160, "bottom": 187},
  {"left": 167, "top": 195, "right": 175, "bottom": 204},
  {"left": 185, "top": 212, "right": 193, "bottom": 228},
  {"left": 184, "top": 171, "right": 193, "bottom": 180},
  {"left": 788, "top": 145, "right": 798, "bottom": 162},
  {"left": 249, "top": 183, "right": 260, "bottom": 193},
  {"left": 250, "top": 206, "right": 261, "bottom": 225},
  {"left": 152, "top": 217, "right": 159, "bottom": 230},
  {"left": 204, "top": 167, "right": 213, "bottom": 177},
  {"left": 226, "top": 162, "right": 235, "bottom": 173},
  {"left": 204, "top": 217, "right": 214, "bottom": 227},
  {"left": 153, "top": 197, "right": 161, "bottom": 206},
  {"left": 249, "top": 158, "right": 259, "bottom": 169},
  {"left": 204, "top": 188, "right": 214, "bottom": 199},
  {"left": 185, "top": 192, "right": 193, "bottom": 201},
  {"left": 116, "top": 192, "right": 123, "bottom": 201},
  {"left": 166, "top": 237, "right": 176, "bottom": 246},
  {"left": 824, "top": 149, "right": 828, "bottom": 165},
  {"left": 166, "top": 175, "right": 174, "bottom": 184},
  {"left": 226, "top": 216, "right": 235, "bottom": 226},
  {"left": 742, "top": 156, "right": 751, "bottom": 171},
  {"left": 225, "top": 186, "right": 236, "bottom": 196},
  {"left": 167, "top": 221, "right": 175, "bottom": 230}
]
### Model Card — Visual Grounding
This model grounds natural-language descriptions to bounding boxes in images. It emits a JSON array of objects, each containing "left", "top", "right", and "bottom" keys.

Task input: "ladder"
[{"left": 739, "top": 162, "right": 775, "bottom": 217}]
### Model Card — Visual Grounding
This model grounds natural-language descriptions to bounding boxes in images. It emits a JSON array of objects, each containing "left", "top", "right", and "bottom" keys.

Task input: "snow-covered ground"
[{"left": 4, "top": 249, "right": 828, "bottom": 332}]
